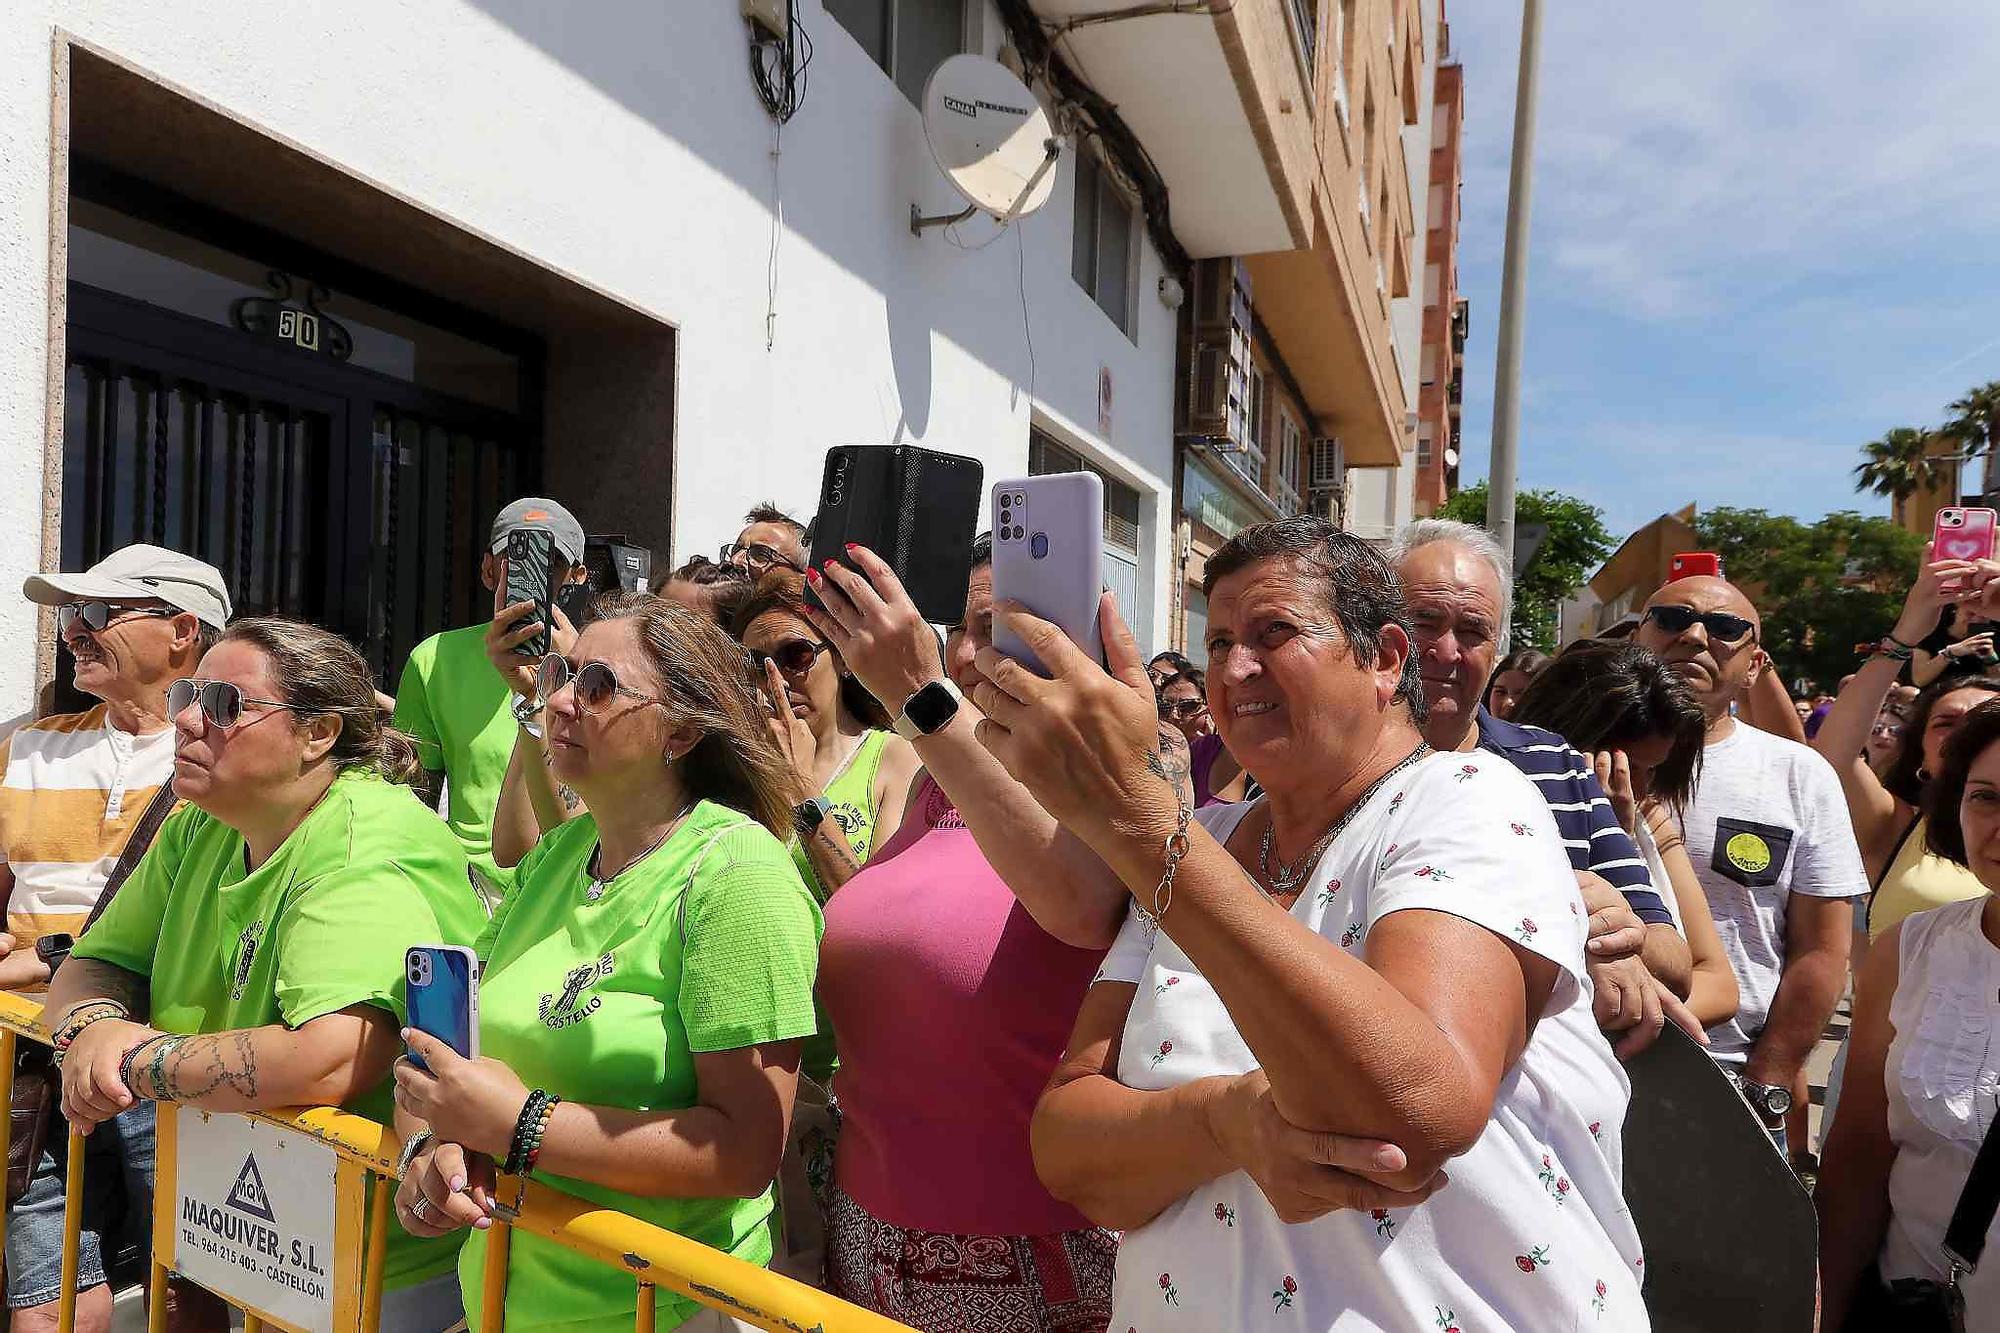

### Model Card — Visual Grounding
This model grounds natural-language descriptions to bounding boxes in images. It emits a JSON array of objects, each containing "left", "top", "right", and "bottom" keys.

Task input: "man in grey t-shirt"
[{"left": 1634, "top": 576, "right": 1866, "bottom": 1154}]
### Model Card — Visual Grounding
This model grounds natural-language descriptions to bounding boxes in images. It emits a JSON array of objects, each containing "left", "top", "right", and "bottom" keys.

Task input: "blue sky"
[{"left": 1447, "top": 2, "right": 2000, "bottom": 541}]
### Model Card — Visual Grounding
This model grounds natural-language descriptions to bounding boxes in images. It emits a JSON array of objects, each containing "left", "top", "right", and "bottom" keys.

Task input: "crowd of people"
[{"left": 6, "top": 487, "right": 2000, "bottom": 1332}]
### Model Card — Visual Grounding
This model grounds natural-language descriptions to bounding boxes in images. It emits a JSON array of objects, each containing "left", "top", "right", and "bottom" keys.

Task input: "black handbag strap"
[
  {"left": 1943, "top": 1098, "right": 2000, "bottom": 1272},
  {"left": 79, "top": 780, "right": 178, "bottom": 935}
]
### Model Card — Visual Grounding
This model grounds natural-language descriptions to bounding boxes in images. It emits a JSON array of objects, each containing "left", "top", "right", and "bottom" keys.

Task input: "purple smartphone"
[{"left": 991, "top": 473, "right": 1106, "bottom": 677}]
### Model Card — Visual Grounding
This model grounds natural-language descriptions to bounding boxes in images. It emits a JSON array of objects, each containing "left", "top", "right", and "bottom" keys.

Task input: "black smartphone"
[
  {"left": 34, "top": 933, "right": 74, "bottom": 968},
  {"left": 807, "top": 445, "right": 984, "bottom": 624},
  {"left": 504, "top": 529, "right": 558, "bottom": 657}
]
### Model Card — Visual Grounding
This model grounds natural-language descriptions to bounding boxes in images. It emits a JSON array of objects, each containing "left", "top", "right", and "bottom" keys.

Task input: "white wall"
[{"left": 0, "top": 0, "right": 1181, "bottom": 708}]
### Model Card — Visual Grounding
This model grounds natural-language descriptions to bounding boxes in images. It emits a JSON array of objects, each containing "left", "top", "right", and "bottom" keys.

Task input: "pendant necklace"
[
  {"left": 1257, "top": 744, "right": 1431, "bottom": 896},
  {"left": 584, "top": 797, "right": 695, "bottom": 902}
]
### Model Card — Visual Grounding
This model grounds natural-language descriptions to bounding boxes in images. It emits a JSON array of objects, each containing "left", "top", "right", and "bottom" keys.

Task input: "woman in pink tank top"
[{"left": 804, "top": 535, "right": 1136, "bottom": 1332}]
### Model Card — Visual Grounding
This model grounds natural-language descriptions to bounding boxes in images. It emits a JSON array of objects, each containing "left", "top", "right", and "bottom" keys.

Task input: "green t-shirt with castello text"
[
  {"left": 393, "top": 623, "right": 518, "bottom": 901},
  {"left": 72, "top": 770, "right": 490, "bottom": 1290},
  {"left": 459, "top": 802, "right": 822, "bottom": 1333}
]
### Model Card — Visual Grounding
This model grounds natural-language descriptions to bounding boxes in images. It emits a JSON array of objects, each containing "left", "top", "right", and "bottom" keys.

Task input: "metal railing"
[{"left": 0, "top": 993, "right": 910, "bottom": 1333}]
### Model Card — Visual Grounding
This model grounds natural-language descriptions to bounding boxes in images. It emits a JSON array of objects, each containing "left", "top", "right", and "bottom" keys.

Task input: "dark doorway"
[{"left": 60, "top": 186, "right": 542, "bottom": 703}]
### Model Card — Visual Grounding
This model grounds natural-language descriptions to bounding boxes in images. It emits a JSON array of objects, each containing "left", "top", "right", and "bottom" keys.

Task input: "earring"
[{"left": 1918, "top": 766, "right": 1932, "bottom": 784}]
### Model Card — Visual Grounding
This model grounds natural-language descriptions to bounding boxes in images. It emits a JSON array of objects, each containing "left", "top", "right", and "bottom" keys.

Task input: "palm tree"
[
  {"left": 1854, "top": 427, "right": 1951, "bottom": 515},
  {"left": 1944, "top": 380, "right": 2000, "bottom": 496}
]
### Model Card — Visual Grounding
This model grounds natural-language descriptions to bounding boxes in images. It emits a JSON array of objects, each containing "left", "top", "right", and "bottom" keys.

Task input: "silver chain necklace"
[
  {"left": 1257, "top": 744, "right": 1431, "bottom": 895},
  {"left": 584, "top": 797, "right": 695, "bottom": 902}
]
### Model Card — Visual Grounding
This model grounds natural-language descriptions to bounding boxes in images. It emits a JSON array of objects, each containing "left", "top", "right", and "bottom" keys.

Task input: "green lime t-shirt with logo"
[
  {"left": 460, "top": 802, "right": 822, "bottom": 1333},
  {"left": 393, "top": 623, "right": 519, "bottom": 902},
  {"left": 71, "top": 770, "right": 490, "bottom": 1290}
]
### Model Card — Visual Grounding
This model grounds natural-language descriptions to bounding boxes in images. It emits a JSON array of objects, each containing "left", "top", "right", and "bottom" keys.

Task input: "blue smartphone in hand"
[{"left": 405, "top": 945, "right": 480, "bottom": 1072}]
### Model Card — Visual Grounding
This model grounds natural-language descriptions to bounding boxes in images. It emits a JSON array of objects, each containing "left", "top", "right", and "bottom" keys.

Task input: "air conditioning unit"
[
  {"left": 1307, "top": 486, "right": 1344, "bottom": 525},
  {"left": 1309, "top": 436, "right": 1345, "bottom": 490},
  {"left": 1187, "top": 259, "right": 1255, "bottom": 451}
]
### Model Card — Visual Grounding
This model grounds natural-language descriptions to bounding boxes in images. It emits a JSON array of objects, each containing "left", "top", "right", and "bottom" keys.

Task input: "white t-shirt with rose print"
[{"left": 1097, "top": 750, "right": 1649, "bottom": 1333}]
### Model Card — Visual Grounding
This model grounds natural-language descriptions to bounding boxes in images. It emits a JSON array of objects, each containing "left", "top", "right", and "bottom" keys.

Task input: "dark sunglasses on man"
[
  {"left": 749, "top": 638, "right": 830, "bottom": 677},
  {"left": 536, "top": 655, "right": 664, "bottom": 714},
  {"left": 57, "top": 601, "right": 179, "bottom": 637},
  {"left": 720, "top": 541, "right": 800, "bottom": 573},
  {"left": 1642, "top": 604, "right": 1756, "bottom": 644},
  {"left": 1158, "top": 697, "right": 1208, "bottom": 722}
]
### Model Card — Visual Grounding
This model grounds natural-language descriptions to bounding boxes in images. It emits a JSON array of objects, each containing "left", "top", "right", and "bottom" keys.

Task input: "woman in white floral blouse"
[{"left": 969, "top": 518, "right": 1648, "bottom": 1332}]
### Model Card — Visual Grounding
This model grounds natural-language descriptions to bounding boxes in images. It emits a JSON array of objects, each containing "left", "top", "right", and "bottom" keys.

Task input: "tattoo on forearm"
[
  {"left": 812, "top": 828, "right": 862, "bottom": 874},
  {"left": 159, "top": 1032, "right": 260, "bottom": 1103}
]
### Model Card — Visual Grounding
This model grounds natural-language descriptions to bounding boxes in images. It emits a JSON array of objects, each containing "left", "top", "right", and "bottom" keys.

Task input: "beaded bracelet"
[
  {"left": 505, "top": 1091, "right": 550, "bottom": 1175},
  {"left": 522, "top": 1096, "right": 561, "bottom": 1174},
  {"left": 52, "top": 1000, "right": 130, "bottom": 1051}
]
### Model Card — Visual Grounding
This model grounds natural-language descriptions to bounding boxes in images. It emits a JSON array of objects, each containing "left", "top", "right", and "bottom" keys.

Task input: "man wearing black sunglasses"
[
  {"left": 1636, "top": 576, "right": 1867, "bottom": 1156},
  {"left": 5, "top": 543, "right": 230, "bottom": 1331}
]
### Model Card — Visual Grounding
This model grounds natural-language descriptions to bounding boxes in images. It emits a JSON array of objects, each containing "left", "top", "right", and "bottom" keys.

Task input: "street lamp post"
[{"left": 1486, "top": 0, "right": 1544, "bottom": 559}]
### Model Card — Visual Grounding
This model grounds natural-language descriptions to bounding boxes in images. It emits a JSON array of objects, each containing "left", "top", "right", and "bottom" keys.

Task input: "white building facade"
[{"left": 0, "top": 0, "right": 1184, "bottom": 709}]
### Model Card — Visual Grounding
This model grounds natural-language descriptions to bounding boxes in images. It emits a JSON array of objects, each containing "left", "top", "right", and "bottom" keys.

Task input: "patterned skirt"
[{"left": 823, "top": 1182, "right": 1116, "bottom": 1333}]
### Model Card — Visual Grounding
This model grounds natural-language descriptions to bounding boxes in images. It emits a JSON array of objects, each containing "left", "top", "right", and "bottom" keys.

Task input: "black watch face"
[{"left": 906, "top": 682, "right": 957, "bottom": 734}]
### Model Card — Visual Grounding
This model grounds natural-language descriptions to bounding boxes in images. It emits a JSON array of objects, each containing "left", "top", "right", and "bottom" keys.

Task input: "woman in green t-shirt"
[
  {"left": 731, "top": 568, "right": 919, "bottom": 904},
  {"left": 391, "top": 598, "right": 822, "bottom": 1332},
  {"left": 48, "top": 618, "right": 489, "bottom": 1331}
]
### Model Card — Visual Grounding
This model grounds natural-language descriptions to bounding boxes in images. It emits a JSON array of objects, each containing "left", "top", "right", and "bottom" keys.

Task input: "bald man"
[{"left": 1634, "top": 576, "right": 1866, "bottom": 1153}]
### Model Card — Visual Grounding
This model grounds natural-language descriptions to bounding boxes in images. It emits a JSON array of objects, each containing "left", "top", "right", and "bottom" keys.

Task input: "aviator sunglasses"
[
  {"left": 58, "top": 602, "right": 179, "bottom": 636},
  {"left": 167, "top": 678, "right": 345, "bottom": 730},
  {"left": 537, "top": 655, "right": 664, "bottom": 714},
  {"left": 1158, "top": 697, "right": 1208, "bottom": 722},
  {"left": 1642, "top": 604, "right": 1756, "bottom": 644}
]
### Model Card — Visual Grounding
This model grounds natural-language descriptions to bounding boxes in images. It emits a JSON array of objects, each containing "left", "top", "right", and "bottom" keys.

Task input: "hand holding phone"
[
  {"left": 405, "top": 945, "right": 480, "bottom": 1072},
  {"left": 502, "top": 529, "right": 559, "bottom": 657},
  {"left": 806, "top": 445, "right": 984, "bottom": 624},
  {"left": 990, "top": 474, "right": 1106, "bottom": 677},
  {"left": 1934, "top": 508, "right": 1998, "bottom": 595}
]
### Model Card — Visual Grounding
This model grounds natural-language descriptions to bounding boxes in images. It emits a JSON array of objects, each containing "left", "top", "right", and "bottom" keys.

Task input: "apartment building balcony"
[{"left": 1023, "top": 0, "right": 1320, "bottom": 257}]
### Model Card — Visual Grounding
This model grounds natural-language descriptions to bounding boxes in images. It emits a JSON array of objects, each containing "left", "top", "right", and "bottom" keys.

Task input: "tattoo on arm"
[
  {"left": 158, "top": 1031, "right": 260, "bottom": 1103},
  {"left": 1146, "top": 727, "right": 1195, "bottom": 805},
  {"left": 811, "top": 826, "right": 862, "bottom": 875},
  {"left": 558, "top": 784, "right": 583, "bottom": 812}
]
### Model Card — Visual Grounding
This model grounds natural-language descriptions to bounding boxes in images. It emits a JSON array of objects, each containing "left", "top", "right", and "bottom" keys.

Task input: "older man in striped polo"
[
  {"left": 1391, "top": 519, "right": 1697, "bottom": 1056},
  {"left": 1, "top": 544, "right": 230, "bottom": 1333}
]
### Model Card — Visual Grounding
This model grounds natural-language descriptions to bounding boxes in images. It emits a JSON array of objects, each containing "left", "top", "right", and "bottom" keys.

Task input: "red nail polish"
[
  {"left": 845, "top": 543, "right": 858, "bottom": 552},
  {"left": 806, "top": 567, "right": 822, "bottom": 585},
  {"left": 824, "top": 559, "right": 839, "bottom": 571}
]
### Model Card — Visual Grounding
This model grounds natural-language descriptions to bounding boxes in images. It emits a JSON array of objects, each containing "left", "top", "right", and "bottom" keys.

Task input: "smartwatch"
[
  {"left": 893, "top": 679, "right": 962, "bottom": 740},
  {"left": 794, "top": 796, "right": 833, "bottom": 837},
  {"left": 1735, "top": 1074, "right": 1793, "bottom": 1124}
]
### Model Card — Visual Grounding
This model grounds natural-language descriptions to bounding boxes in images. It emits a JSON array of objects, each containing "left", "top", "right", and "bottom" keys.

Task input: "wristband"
[
  {"left": 117, "top": 1035, "right": 163, "bottom": 1096},
  {"left": 1871, "top": 637, "right": 1914, "bottom": 663},
  {"left": 395, "top": 1130, "right": 435, "bottom": 1179},
  {"left": 522, "top": 1096, "right": 561, "bottom": 1174},
  {"left": 145, "top": 1036, "right": 186, "bottom": 1101}
]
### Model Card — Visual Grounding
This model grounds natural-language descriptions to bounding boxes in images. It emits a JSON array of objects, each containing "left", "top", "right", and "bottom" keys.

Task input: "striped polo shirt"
[
  {"left": 0, "top": 704, "right": 176, "bottom": 963},
  {"left": 1476, "top": 707, "right": 1673, "bottom": 925}
]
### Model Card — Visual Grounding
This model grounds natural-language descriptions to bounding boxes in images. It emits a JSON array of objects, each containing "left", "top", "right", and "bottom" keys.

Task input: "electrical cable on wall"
[
  {"left": 1015, "top": 219, "right": 1036, "bottom": 405},
  {"left": 748, "top": 2, "right": 811, "bottom": 123},
  {"left": 766, "top": 118, "right": 784, "bottom": 351}
]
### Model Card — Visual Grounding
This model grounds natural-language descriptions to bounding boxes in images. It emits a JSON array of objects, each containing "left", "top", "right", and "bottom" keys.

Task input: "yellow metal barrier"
[{"left": 0, "top": 993, "right": 912, "bottom": 1333}]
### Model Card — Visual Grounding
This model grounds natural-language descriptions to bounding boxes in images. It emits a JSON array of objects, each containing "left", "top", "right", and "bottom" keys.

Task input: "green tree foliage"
[
  {"left": 1945, "top": 381, "right": 2000, "bottom": 463},
  {"left": 1691, "top": 507, "right": 1924, "bottom": 693},
  {"left": 1436, "top": 482, "right": 1614, "bottom": 651}
]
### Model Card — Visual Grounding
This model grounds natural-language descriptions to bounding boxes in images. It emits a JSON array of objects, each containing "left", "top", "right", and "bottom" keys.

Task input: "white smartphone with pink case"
[{"left": 991, "top": 473, "right": 1106, "bottom": 677}]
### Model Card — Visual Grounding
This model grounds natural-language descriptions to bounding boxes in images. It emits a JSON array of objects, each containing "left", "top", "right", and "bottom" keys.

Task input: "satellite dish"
[{"left": 911, "top": 55, "right": 1061, "bottom": 236}]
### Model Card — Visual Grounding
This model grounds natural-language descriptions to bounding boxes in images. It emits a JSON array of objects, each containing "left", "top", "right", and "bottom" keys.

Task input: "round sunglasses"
[
  {"left": 167, "top": 678, "right": 341, "bottom": 730},
  {"left": 537, "top": 655, "right": 665, "bottom": 714},
  {"left": 59, "top": 602, "right": 179, "bottom": 636},
  {"left": 748, "top": 637, "right": 830, "bottom": 677}
]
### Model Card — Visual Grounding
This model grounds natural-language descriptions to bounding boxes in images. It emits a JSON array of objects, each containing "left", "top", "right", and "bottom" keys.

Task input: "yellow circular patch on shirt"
[{"left": 1725, "top": 832, "right": 1772, "bottom": 875}]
